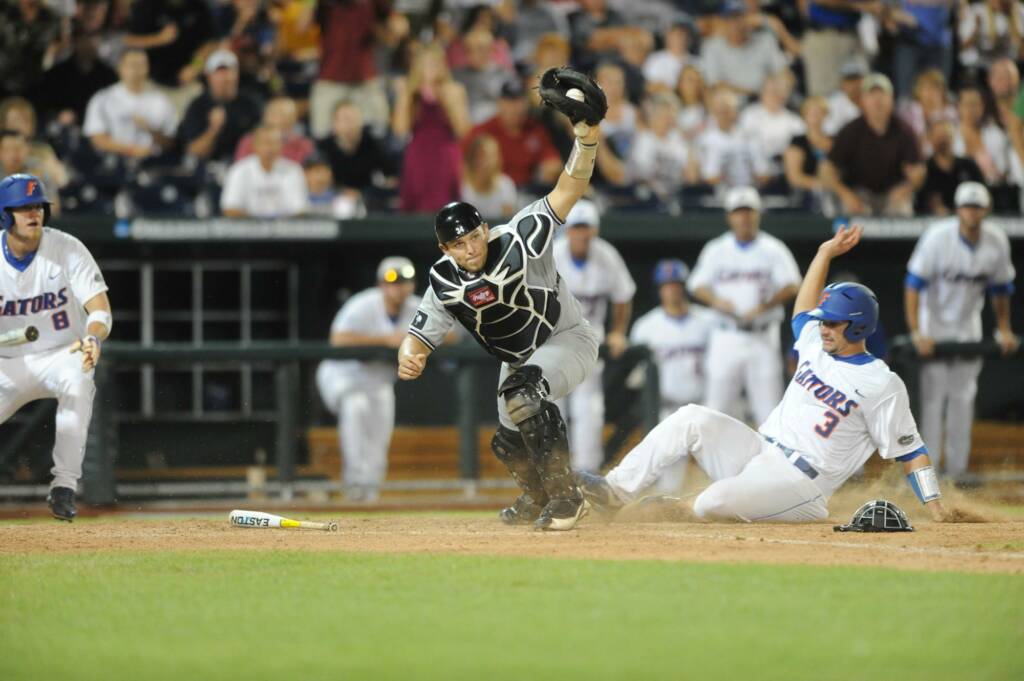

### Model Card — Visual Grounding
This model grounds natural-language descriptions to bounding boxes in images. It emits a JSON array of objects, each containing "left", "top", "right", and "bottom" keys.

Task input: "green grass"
[{"left": 1, "top": 552, "right": 1021, "bottom": 681}]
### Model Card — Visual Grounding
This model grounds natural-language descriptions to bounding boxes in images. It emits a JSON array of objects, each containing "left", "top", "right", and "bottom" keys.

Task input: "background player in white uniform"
[
  {"left": 316, "top": 257, "right": 421, "bottom": 502},
  {"left": 580, "top": 225, "right": 952, "bottom": 523},
  {"left": 0, "top": 174, "right": 112, "bottom": 521},
  {"left": 629, "top": 259, "right": 715, "bottom": 494},
  {"left": 688, "top": 186, "right": 801, "bottom": 425},
  {"left": 552, "top": 199, "right": 636, "bottom": 472},
  {"left": 904, "top": 182, "right": 1018, "bottom": 480}
]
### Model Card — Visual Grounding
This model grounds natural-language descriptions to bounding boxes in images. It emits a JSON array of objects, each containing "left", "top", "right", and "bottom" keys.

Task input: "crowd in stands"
[{"left": 2, "top": 0, "right": 1024, "bottom": 219}]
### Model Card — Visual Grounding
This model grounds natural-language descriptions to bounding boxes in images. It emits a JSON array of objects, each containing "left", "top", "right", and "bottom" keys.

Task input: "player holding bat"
[{"left": 0, "top": 174, "right": 113, "bottom": 521}]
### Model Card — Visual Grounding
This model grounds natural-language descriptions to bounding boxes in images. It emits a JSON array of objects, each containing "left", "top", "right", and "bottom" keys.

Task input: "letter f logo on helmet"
[{"left": 25, "top": 180, "right": 37, "bottom": 196}]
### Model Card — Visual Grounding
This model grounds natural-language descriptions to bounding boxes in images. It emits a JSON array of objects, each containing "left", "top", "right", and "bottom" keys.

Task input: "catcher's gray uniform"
[{"left": 408, "top": 198, "right": 600, "bottom": 429}]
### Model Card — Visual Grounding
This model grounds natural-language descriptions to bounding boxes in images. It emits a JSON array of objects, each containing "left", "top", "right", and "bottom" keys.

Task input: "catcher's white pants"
[
  {"left": 703, "top": 329, "right": 783, "bottom": 425},
  {"left": 316, "top": 367, "right": 395, "bottom": 493},
  {"left": 557, "top": 361, "right": 605, "bottom": 473},
  {"left": 0, "top": 346, "right": 96, "bottom": 492},
  {"left": 605, "top": 404, "right": 828, "bottom": 522},
  {"left": 918, "top": 358, "right": 982, "bottom": 477}
]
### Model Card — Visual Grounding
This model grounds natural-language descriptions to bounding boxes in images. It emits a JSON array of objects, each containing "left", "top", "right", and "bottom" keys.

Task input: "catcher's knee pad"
[
  {"left": 490, "top": 425, "right": 529, "bottom": 465},
  {"left": 497, "top": 364, "right": 550, "bottom": 425}
]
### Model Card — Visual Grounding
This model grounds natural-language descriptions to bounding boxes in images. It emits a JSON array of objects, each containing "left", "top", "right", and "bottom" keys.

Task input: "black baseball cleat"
[
  {"left": 47, "top": 487, "right": 77, "bottom": 522},
  {"left": 534, "top": 496, "right": 588, "bottom": 531},
  {"left": 499, "top": 494, "right": 546, "bottom": 525},
  {"left": 576, "top": 470, "right": 623, "bottom": 511}
]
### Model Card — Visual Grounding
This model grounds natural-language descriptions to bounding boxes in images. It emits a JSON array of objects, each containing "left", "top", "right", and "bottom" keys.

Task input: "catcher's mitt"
[{"left": 537, "top": 67, "right": 608, "bottom": 126}]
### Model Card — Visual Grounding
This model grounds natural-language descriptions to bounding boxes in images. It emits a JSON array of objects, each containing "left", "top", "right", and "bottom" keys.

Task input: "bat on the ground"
[
  {"left": 0, "top": 326, "right": 38, "bottom": 347},
  {"left": 229, "top": 509, "right": 339, "bottom": 532}
]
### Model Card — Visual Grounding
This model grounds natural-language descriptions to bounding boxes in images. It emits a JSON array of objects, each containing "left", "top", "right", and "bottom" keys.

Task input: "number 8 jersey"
[
  {"left": 0, "top": 228, "right": 107, "bottom": 358},
  {"left": 757, "top": 312, "right": 926, "bottom": 496}
]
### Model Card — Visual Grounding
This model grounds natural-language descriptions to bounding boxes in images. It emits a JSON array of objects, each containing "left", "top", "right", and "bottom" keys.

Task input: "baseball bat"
[
  {"left": 0, "top": 326, "right": 39, "bottom": 347},
  {"left": 228, "top": 509, "right": 339, "bottom": 532}
]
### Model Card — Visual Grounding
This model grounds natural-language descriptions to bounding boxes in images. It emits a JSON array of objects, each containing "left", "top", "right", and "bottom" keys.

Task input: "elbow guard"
[
  {"left": 907, "top": 465, "right": 941, "bottom": 504},
  {"left": 86, "top": 309, "right": 113, "bottom": 337}
]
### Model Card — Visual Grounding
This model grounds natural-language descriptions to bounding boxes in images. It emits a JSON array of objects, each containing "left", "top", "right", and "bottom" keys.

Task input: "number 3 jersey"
[
  {"left": 0, "top": 228, "right": 108, "bottom": 358},
  {"left": 408, "top": 198, "right": 587, "bottom": 365},
  {"left": 757, "top": 312, "right": 926, "bottom": 496}
]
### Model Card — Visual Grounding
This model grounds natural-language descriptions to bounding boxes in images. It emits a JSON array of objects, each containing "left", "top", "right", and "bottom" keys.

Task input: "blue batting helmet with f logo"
[
  {"left": 0, "top": 173, "right": 51, "bottom": 230},
  {"left": 808, "top": 282, "right": 879, "bottom": 341},
  {"left": 653, "top": 259, "right": 689, "bottom": 286}
]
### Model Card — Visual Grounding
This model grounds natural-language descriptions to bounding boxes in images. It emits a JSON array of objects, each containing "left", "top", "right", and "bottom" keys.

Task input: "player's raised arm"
[
  {"left": 397, "top": 333, "right": 432, "bottom": 381},
  {"left": 792, "top": 224, "right": 863, "bottom": 317},
  {"left": 536, "top": 68, "right": 607, "bottom": 222}
]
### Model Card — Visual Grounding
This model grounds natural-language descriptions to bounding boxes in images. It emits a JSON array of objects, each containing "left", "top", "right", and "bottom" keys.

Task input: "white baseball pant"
[
  {"left": 557, "top": 361, "right": 605, "bottom": 473},
  {"left": 0, "top": 346, "right": 96, "bottom": 492},
  {"left": 605, "top": 404, "right": 828, "bottom": 522},
  {"left": 918, "top": 358, "right": 982, "bottom": 478},
  {"left": 703, "top": 329, "right": 783, "bottom": 426}
]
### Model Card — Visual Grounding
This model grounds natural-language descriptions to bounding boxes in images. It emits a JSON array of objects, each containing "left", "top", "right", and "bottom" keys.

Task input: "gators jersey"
[{"left": 552, "top": 235, "right": 635, "bottom": 342}]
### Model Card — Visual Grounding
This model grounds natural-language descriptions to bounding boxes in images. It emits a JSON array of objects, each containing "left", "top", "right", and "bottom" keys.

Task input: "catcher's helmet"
[
  {"left": 0, "top": 174, "right": 51, "bottom": 230},
  {"left": 435, "top": 201, "right": 483, "bottom": 244},
  {"left": 654, "top": 259, "right": 689, "bottom": 286},
  {"left": 808, "top": 282, "right": 878, "bottom": 342},
  {"left": 834, "top": 500, "right": 914, "bottom": 533}
]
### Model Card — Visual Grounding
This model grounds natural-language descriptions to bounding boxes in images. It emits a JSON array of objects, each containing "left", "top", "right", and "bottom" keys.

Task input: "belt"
[{"left": 764, "top": 436, "right": 819, "bottom": 480}]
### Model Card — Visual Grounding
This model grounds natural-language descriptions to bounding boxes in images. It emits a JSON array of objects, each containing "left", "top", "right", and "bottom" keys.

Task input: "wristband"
[
  {"left": 907, "top": 465, "right": 941, "bottom": 504},
  {"left": 565, "top": 137, "right": 597, "bottom": 180},
  {"left": 86, "top": 309, "right": 112, "bottom": 335}
]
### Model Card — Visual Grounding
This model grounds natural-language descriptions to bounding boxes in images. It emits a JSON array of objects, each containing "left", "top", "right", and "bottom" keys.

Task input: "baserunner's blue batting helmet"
[
  {"left": 0, "top": 174, "right": 51, "bottom": 230},
  {"left": 808, "top": 282, "right": 878, "bottom": 341}
]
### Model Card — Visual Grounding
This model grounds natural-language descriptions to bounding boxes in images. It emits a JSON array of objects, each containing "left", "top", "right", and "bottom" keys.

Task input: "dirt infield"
[{"left": 3, "top": 512, "right": 1022, "bottom": 574}]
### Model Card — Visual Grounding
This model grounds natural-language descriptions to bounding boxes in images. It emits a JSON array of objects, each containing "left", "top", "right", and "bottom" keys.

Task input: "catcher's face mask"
[{"left": 834, "top": 500, "right": 914, "bottom": 533}]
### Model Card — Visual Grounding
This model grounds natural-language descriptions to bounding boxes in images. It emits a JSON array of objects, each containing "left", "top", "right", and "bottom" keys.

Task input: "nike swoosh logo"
[
  {"left": 49, "top": 273, "right": 60, "bottom": 280},
  {"left": 854, "top": 389, "right": 865, "bottom": 397}
]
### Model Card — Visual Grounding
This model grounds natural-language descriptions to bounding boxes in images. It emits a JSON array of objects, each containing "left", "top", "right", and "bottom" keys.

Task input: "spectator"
[
  {"left": 393, "top": 43, "right": 469, "bottom": 212},
  {"left": 643, "top": 20, "right": 698, "bottom": 94},
  {"left": 743, "top": 0, "right": 802, "bottom": 59},
  {"left": 309, "top": 0, "right": 407, "bottom": 139},
  {"left": 463, "top": 79, "right": 560, "bottom": 189},
  {"left": 739, "top": 72, "right": 805, "bottom": 170},
  {"left": 178, "top": 49, "right": 263, "bottom": 164},
  {"left": 35, "top": 30, "right": 118, "bottom": 127},
  {"left": 234, "top": 96, "right": 314, "bottom": 164},
  {"left": 509, "top": 0, "right": 566, "bottom": 65},
  {"left": 304, "top": 153, "right": 335, "bottom": 215},
  {"left": 784, "top": 96, "right": 832, "bottom": 205},
  {"left": 917, "top": 119, "right": 984, "bottom": 215},
  {"left": 958, "top": 0, "right": 1024, "bottom": 71},
  {"left": 531, "top": 32, "right": 572, "bottom": 72},
  {"left": 987, "top": 58, "right": 1024, "bottom": 203},
  {"left": 0, "top": 130, "right": 60, "bottom": 215},
  {"left": 954, "top": 83, "right": 1013, "bottom": 186},
  {"left": 566, "top": 0, "right": 630, "bottom": 70},
  {"left": 891, "top": 0, "right": 954, "bottom": 99},
  {"left": 596, "top": 62, "right": 638, "bottom": 159},
  {"left": 628, "top": 93, "right": 700, "bottom": 202},
  {"left": 268, "top": 0, "right": 322, "bottom": 99},
  {"left": 461, "top": 134, "right": 517, "bottom": 218},
  {"left": 318, "top": 101, "right": 394, "bottom": 197},
  {"left": 446, "top": 4, "right": 515, "bottom": 72},
  {"left": 700, "top": 0, "right": 787, "bottom": 96},
  {"left": 83, "top": 49, "right": 177, "bottom": 160},
  {"left": 801, "top": 1, "right": 873, "bottom": 97},
  {"left": 698, "top": 88, "right": 772, "bottom": 190},
  {"left": 898, "top": 68, "right": 958, "bottom": 151},
  {"left": 821, "top": 73, "right": 925, "bottom": 216},
  {"left": 123, "top": 0, "right": 216, "bottom": 109},
  {"left": 675, "top": 64, "right": 708, "bottom": 140},
  {"left": 217, "top": 0, "right": 278, "bottom": 96},
  {"left": 220, "top": 125, "right": 309, "bottom": 218},
  {"left": 453, "top": 29, "right": 509, "bottom": 125},
  {"left": 0, "top": 0, "right": 62, "bottom": 98},
  {"left": 0, "top": 97, "right": 68, "bottom": 189},
  {"left": 823, "top": 58, "right": 867, "bottom": 136}
]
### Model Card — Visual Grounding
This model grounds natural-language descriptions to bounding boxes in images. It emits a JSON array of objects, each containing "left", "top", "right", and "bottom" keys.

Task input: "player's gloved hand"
[
  {"left": 537, "top": 67, "right": 608, "bottom": 138},
  {"left": 910, "top": 331, "right": 934, "bottom": 358},
  {"left": 606, "top": 331, "right": 628, "bottom": 360},
  {"left": 398, "top": 353, "right": 426, "bottom": 381},
  {"left": 70, "top": 335, "right": 101, "bottom": 372}
]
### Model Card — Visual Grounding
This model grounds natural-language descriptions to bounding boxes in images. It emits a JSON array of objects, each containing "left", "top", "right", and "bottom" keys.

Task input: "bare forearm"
[
  {"left": 331, "top": 331, "right": 397, "bottom": 346},
  {"left": 764, "top": 284, "right": 798, "bottom": 309},
  {"left": 992, "top": 295, "right": 1013, "bottom": 334},
  {"left": 546, "top": 126, "right": 600, "bottom": 221},
  {"left": 610, "top": 301, "right": 632, "bottom": 336},
  {"left": 904, "top": 287, "right": 921, "bottom": 333},
  {"left": 793, "top": 248, "right": 834, "bottom": 316},
  {"left": 398, "top": 334, "right": 432, "bottom": 361},
  {"left": 83, "top": 293, "right": 112, "bottom": 341},
  {"left": 187, "top": 128, "right": 219, "bottom": 158},
  {"left": 691, "top": 286, "right": 715, "bottom": 308}
]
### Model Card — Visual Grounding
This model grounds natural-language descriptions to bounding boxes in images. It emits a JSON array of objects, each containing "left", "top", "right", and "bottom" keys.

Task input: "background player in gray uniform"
[
  {"left": 397, "top": 67, "right": 608, "bottom": 531},
  {"left": 904, "top": 182, "right": 1018, "bottom": 480},
  {"left": 316, "top": 257, "right": 421, "bottom": 502},
  {"left": 552, "top": 199, "right": 636, "bottom": 473}
]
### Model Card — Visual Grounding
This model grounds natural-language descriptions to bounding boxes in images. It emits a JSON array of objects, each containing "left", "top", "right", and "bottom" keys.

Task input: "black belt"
[{"left": 764, "top": 436, "right": 819, "bottom": 480}]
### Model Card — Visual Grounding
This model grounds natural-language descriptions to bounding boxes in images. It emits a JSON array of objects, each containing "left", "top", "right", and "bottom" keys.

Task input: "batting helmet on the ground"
[
  {"left": 435, "top": 201, "right": 483, "bottom": 244},
  {"left": 834, "top": 500, "right": 914, "bottom": 532},
  {"left": 0, "top": 173, "right": 51, "bottom": 230},
  {"left": 808, "top": 282, "right": 878, "bottom": 341}
]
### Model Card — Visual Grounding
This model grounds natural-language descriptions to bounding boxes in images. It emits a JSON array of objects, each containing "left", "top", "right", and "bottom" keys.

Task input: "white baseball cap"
[
  {"left": 205, "top": 48, "right": 239, "bottom": 74},
  {"left": 565, "top": 199, "right": 600, "bottom": 229},
  {"left": 724, "top": 186, "right": 762, "bottom": 213},
  {"left": 377, "top": 256, "right": 416, "bottom": 283},
  {"left": 954, "top": 181, "right": 991, "bottom": 209}
]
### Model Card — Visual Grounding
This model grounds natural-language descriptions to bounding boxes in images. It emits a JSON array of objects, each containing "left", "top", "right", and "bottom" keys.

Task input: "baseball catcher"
[{"left": 398, "top": 68, "right": 606, "bottom": 531}]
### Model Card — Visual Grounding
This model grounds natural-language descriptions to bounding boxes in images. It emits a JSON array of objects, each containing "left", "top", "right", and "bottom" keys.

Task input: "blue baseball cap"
[{"left": 654, "top": 259, "right": 689, "bottom": 286}]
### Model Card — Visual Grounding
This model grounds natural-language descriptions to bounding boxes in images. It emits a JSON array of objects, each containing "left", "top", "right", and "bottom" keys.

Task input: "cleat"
[
  {"left": 499, "top": 494, "right": 545, "bottom": 525},
  {"left": 47, "top": 487, "right": 76, "bottom": 522},
  {"left": 534, "top": 495, "right": 588, "bottom": 531},
  {"left": 576, "top": 470, "right": 623, "bottom": 511}
]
